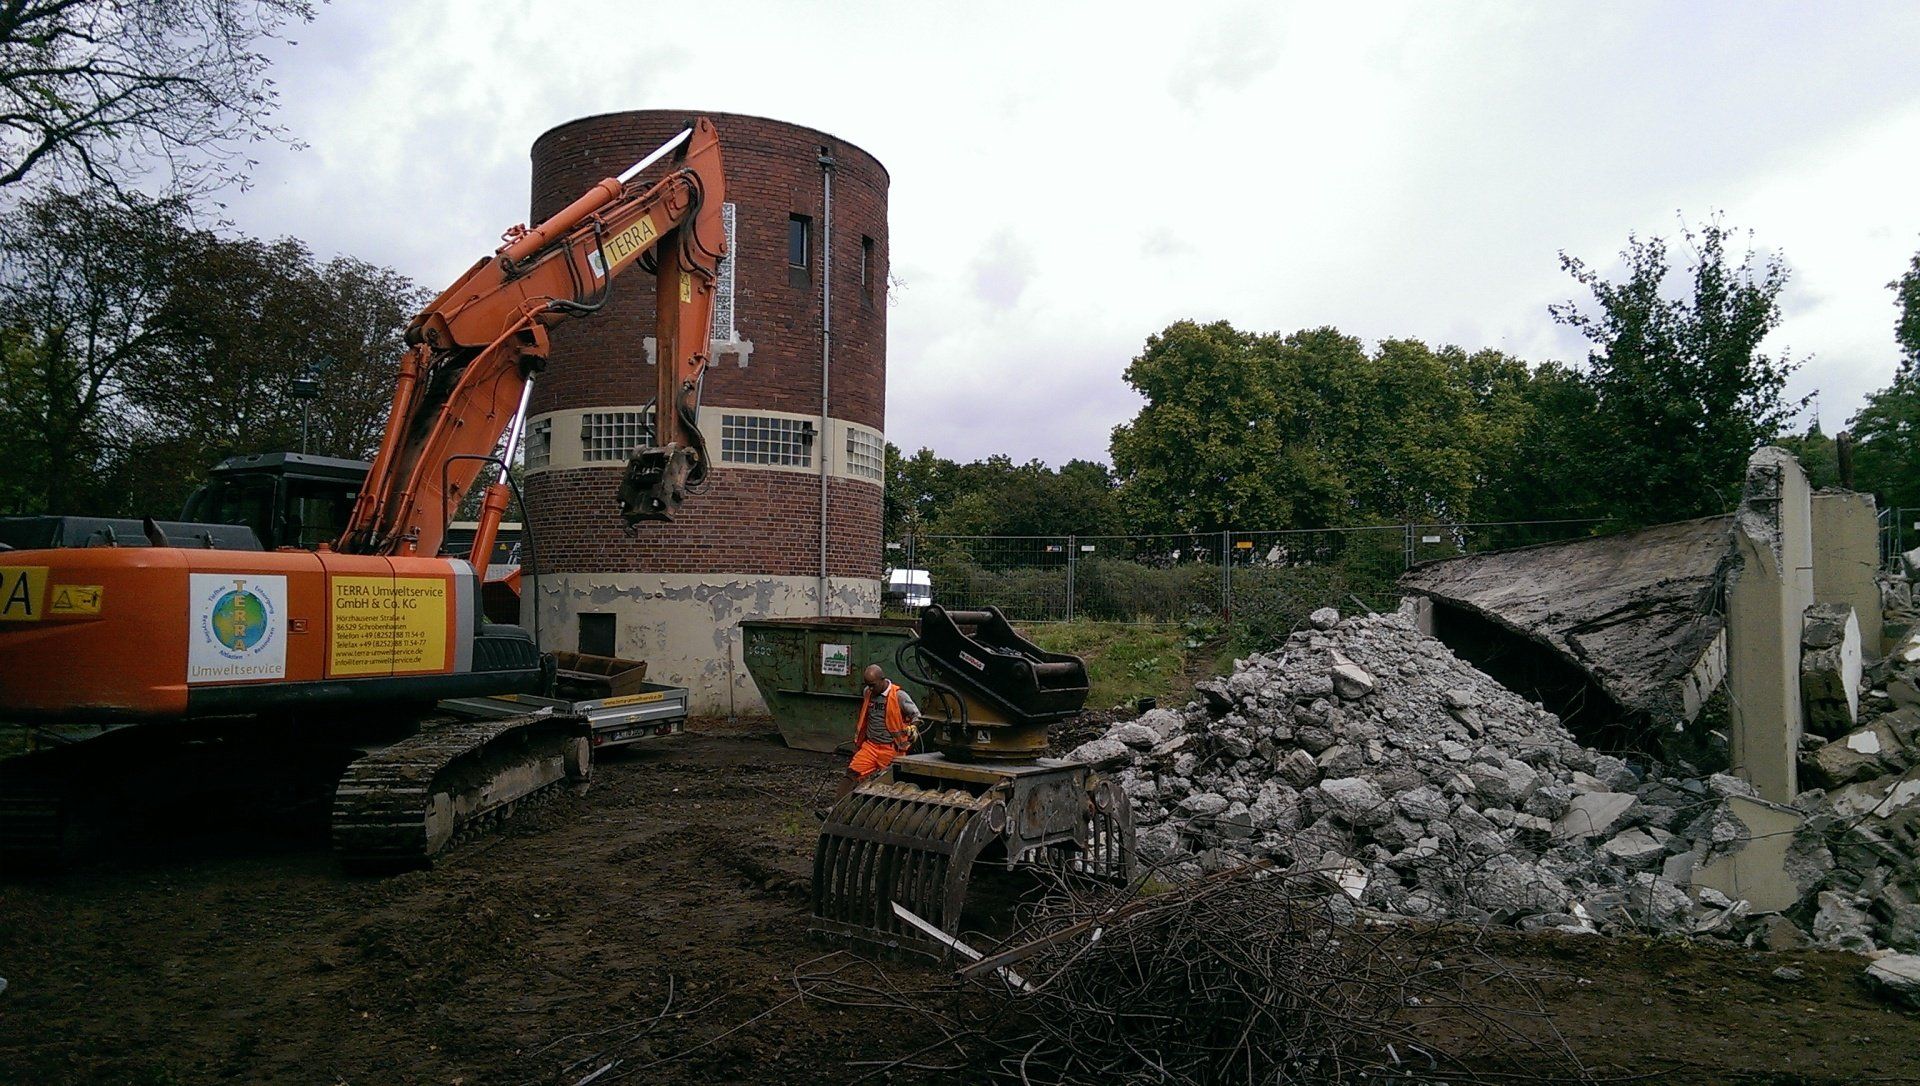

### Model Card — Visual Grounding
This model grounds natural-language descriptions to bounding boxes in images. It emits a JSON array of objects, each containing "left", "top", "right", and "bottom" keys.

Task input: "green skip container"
[{"left": 739, "top": 617, "right": 933, "bottom": 752}]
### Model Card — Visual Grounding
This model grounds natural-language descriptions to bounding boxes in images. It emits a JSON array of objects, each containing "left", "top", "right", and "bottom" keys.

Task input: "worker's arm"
[{"left": 893, "top": 689, "right": 922, "bottom": 750}]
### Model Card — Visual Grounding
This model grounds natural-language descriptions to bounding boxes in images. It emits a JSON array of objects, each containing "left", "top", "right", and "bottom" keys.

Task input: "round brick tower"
[{"left": 522, "top": 110, "right": 888, "bottom": 712}]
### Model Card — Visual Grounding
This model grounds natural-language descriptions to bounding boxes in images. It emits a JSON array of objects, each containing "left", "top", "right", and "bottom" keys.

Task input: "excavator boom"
[{"left": 342, "top": 116, "right": 727, "bottom": 562}]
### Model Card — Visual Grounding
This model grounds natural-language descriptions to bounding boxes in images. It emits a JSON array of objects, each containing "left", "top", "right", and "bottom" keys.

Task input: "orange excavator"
[{"left": 0, "top": 118, "right": 726, "bottom": 870}]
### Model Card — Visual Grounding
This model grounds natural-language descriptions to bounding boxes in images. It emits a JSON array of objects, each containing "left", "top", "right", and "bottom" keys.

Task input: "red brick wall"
[
  {"left": 524, "top": 467, "right": 883, "bottom": 578},
  {"left": 527, "top": 110, "right": 888, "bottom": 429},
  {"left": 525, "top": 110, "right": 888, "bottom": 580}
]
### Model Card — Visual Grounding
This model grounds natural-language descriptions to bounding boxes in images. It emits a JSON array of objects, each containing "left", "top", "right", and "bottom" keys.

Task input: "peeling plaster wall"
[{"left": 524, "top": 573, "right": 879, "bottom": 714}]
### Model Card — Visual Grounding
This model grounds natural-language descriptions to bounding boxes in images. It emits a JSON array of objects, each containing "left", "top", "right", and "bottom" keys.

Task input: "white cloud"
[{"left": 218, "top": 0, "right": 1920, "bottom": 464}]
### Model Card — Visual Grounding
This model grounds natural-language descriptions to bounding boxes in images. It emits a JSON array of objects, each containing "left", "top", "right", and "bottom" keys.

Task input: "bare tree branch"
[{"left": 0, "top": 0, "right": 315, "bottom": 198}]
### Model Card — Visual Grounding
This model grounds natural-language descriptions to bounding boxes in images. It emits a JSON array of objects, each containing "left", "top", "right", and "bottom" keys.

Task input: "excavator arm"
[{"left": 339, "top": 117, "right": 727, "bottom": 565}]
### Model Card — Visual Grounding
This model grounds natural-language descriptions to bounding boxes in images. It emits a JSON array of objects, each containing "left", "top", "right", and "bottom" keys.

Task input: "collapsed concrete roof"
[{"left": 1400, "top": 516, "right": 1735, "bottom": 726}]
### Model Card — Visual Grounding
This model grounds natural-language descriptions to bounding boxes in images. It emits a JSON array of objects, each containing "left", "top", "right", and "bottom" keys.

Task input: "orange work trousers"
[{"left": 848, "top": 739, "right": 902, "bottom": 778}]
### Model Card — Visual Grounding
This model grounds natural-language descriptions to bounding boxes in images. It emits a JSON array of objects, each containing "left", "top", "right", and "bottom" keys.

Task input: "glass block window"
[
  {"left": 580, "top": 409, "right": 654, "bottom": 462},
  {"left": 846, "top": 427, "right": 883, "bottom": 481},
  {"left": 720, "top": 414, "right": 812, "bottom": 467},
  {"left": 524, "top": 417, "right": 552, "bottom": 469},
  {"left": 713, "top": 202, "right": 737, "bottom": 341}
]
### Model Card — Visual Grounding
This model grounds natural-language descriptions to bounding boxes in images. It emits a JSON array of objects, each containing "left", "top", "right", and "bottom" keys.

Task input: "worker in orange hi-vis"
[{"left": 831, "top": 663, "right": 922, "bottom": 805}]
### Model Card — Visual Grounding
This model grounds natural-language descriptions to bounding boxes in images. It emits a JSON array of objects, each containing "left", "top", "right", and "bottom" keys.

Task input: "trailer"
[{"left": 441, "top": 681, "right": 689, "bottom": 751}]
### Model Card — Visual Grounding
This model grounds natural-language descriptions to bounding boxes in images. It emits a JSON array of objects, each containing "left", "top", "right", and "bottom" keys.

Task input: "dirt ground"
[{"left": 1, "top": 719, "right": 1918, "bottom": 1086}]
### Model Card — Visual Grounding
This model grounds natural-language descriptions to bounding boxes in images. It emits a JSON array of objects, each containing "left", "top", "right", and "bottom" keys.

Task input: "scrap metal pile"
[{"left": 1067, "top": 606, "right": 1915, "bottom": 953}]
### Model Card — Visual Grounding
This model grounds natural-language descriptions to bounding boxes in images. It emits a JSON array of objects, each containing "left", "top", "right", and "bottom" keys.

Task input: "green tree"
[
  {"left": 1550, "top": 220, "right": 1802, "bottom": 526},
  {"left": 0, "top": 187, "right": 420, "bottom": 517},
  {"left": 1109, "top": 320, "right": 1302, "bottom": 533},
  {"left": 1110, "top": 321, "right": 1537, "bottom": 532},
  {"left": 1894, "top": 246, "right": 1920, "bottom": 376},
  {"left": 1849, "top": 244, "right": 1920, "bottom": 509},
  {"left": 0, "top": 189, "right": 189, "bottom": 513},
  {"left": 883, "top": 443, "right": 956, "bottom": 541}
]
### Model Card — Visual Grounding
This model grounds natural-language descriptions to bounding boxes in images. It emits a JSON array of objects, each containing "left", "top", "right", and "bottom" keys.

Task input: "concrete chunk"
[
  {"left": 1865, "top": 954, "right": 1920, "bottom": 1008},
  {"left": 1319, "top": 776, "right": 1390, "bottom": 826},
  {"left": 1553, "top": 791, "right": 1635, "bottom": 841},
  {"left": 1600, "top": 828, "right": 1667, "bottom": 871},
  {"left": 1066, "top": 738, "right": 1130, "bottom": 764},
  {"left": 1801, "top": 603, "right": 1862, "bottom": 737},
  {"left": 1803, "top": 722, "right": 1902, "bottom": 790},
  {"left": 1330, "top": 654, "right": 1375, "bottom": 700}
]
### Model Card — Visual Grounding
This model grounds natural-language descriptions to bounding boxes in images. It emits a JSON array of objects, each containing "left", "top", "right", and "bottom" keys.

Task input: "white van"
[{"left": 883, "top": 567, "right": 934, "bottom": 609}]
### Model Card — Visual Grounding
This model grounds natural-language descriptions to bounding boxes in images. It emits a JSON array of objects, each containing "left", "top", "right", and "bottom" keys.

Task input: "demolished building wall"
[
  {"left": 1402, "top": 448, "right": 1878, "bottom": 806},
  {"left": 1811, "top": 490, "right": 1883, "bottom": 656},
  {"left": 1725, "top": 447, "right": 1811, "bottom": 802}
]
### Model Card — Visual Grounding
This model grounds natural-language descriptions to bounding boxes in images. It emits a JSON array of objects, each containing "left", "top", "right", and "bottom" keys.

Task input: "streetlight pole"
[{"left": 289, "top": 372, "right": 321, "bottom": 454}]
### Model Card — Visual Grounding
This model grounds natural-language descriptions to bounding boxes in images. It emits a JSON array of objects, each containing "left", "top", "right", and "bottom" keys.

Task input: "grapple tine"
[{"left": 809, "top": 761, "right": 1136, "bottom": 958}]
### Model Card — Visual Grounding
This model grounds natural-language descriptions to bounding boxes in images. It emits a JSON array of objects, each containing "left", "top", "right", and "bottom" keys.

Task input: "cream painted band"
[
  {"left": 526, "top": 405, "right": 883, "bottom": 484},
  {"left": 522, "top": 572, "right": 881, "bottom": 714}
]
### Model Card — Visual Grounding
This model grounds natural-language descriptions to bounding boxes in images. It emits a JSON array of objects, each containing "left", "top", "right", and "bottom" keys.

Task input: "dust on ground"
[{"left": 0, "top": 718, "right": 1915, "bottom": 1086}]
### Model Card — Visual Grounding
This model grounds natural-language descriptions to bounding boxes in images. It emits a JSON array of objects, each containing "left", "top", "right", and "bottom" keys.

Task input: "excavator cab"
[
  {"left": 180, "top": 453, "right": 368, "bottom": 551},
  {"left": 0, "top": 452, "right": 366, "bottom": 554}
]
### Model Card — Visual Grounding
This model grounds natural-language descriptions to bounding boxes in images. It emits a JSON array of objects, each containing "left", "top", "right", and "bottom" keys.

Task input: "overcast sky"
[{"left": 221, "top": 1, "right": 1920, "bottom": 467}]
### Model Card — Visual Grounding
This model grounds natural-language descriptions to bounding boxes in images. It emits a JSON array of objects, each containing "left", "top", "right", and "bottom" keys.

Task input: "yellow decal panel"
[
  {"left": 679, "top": 271, "right": 691, "bottom": 303},
  {"left": 328, "top": 576, "right": 448, "bottom": 677},
  {"left": 598, "top": 691, "right": 665, "bottom": 708},
  {"left": 0, "top": 566, "right": 48, "bottom": 622},
  {"left": 49, "top": 584, "right": 103, "bottom": 616},
  {"left": 602, "top": 215, "right": 659, "bottom": 272}
]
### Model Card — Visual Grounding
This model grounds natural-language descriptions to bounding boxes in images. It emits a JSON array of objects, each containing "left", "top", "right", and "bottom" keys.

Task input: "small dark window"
[
  {"left": 861, "top": 235, "right": 874, "bottom": 292},
  {"left": 788, "top": 215, "right": 810, "bottom": 268},
  {"left": 579, "top": 613, "right": 616, "bottom": 657}
]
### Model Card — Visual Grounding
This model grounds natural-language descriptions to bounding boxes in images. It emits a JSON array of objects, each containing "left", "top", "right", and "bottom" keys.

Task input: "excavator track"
[
  {"left": 0, "top": 754, "right": 68, "bottom": 870},
  {"left": 331, "top": 712, "right": 591, "bottom": 872}
]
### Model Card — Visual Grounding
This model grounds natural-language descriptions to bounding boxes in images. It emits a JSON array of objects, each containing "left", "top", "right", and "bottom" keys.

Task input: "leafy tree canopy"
[
  {"left": 1550, "top": 219, "right": 1801, "bottom": 526},
  {"left": 0, "top": 188, "right": 422, "bottom": 517}
]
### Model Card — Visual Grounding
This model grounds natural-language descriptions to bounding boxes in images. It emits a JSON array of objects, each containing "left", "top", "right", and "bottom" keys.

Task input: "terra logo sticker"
[{"left": 188, "top": 573, "right": 288, "bottom": 684}]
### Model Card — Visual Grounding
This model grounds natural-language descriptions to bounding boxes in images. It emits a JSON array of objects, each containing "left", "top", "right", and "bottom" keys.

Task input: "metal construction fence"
[
  {"left": 885, "top": 519, "right": 1608, "bottom": 626},
  {"left": 1881, "top": 507, "right": 1920, "bottom": 572}
]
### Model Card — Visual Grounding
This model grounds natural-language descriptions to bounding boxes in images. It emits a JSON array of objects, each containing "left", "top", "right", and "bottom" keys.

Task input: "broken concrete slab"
[
  {"left": 1801, "top": 603, "right": 1862, "bottom": 737},
  {"left": 1865, "top": 953, "right": 1920, "bottom": 1008},
  {"left": 1810, "top": 490, "right": 1883, "bottom": 657},
  {"left": 1401, "top": 516, "right": 1734, "bottom": 730},
  {"left": 1691, "top": 794, "right": 1807, "bottom": 914},
  {"left": 1553, "top": 791, "right": 1635, "bottom": 841},
  {"left": 1824, "top": 774, "right": 1920, "bottom": 821},
  {"left": 1802, "top": 721, "right": 1905, "bottom": 790}
]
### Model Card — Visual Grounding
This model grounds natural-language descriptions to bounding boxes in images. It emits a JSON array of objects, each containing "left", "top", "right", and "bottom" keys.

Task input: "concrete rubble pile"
[{"left": 1069, "top": 605, "right": 1913, "bottom": 951}]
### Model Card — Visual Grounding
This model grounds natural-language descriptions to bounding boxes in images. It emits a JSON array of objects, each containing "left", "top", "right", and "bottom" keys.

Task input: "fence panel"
[
  {"left": 1882, "top": 507, "right": 1920, "bottom": 572},
  {"left": 1072, "top": 533, "right": 1228, "bottom": 623},
  {"left": 885, "top": 518, "right": 1613, "bottom": 625},
  {"left": 914, "top": 535, "right": 1072, "bottom": 622}
]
